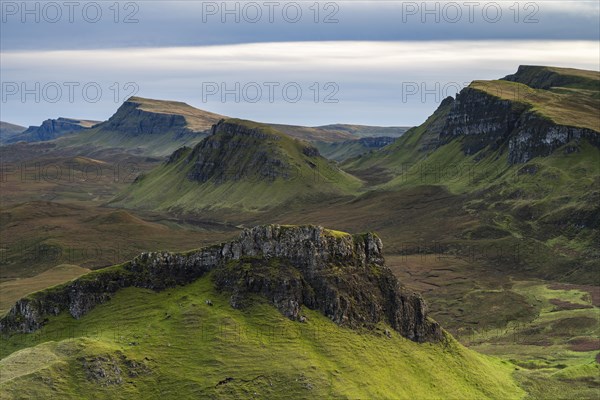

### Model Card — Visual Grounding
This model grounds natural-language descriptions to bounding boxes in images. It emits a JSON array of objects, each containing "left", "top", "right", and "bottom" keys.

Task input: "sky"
[{"left": 1, "top": 1, "right": 599, "bottom": 127}]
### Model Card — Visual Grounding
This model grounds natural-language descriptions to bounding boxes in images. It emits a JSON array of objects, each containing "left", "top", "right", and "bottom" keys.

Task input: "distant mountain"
[
  {"left": 315, "top": 136, "right": 398, "bottom": 162},
  {"left": 110, "top": 119, "right": 362, "bottom": 212},
  {"left": 316, "top": 124, "right": 410, "bottom": 138},
  {"left": 270, "top": 123, "right": 409, "bottom": 143},
  {"left": 0, "top": 121, "right": 26, "bottom": 144},
  {"left": 54, "top": 97, "right": 226, "bottom": 157},
  {"left": 2, "top": 97, "right": 410, "bottom": 160},
  {"left": 2, "top": 118, "right": 100, "bottom": 144},
  {"left": 97, "top": 96, "right": 225, "bottom": 136},
  {"left": 344, "top": 65, "right": 600, "bottom": 282}
]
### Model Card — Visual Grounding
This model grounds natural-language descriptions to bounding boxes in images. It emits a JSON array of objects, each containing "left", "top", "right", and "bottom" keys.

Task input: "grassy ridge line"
[
  {"left": 0, "top": 277, "right": 525, "bottom": 399},
  {"left": 0, "top": 226, "right": 373, "bottom": 333},
  {"left": 470, "top": 80, "right": 600, "bottom": 132}
]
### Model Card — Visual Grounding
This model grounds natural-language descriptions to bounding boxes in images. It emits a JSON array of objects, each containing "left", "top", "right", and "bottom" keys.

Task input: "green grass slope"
[
  {"left": 110, "top": 119, "right": 363, "bottom": 213},
  {"left": 502, "top": 65, "right": 600, "bottom": 92},
  {"left": 337, "top": 66, "right": 599, "bottom": 283},
  {"left": 470, "top": 79, "right": 599, "bottom": 132},
  {"left": 342, "top": 97, "right": 454, "bottom": 185},
  {"left": 0, "top": 275, "right": 524, "bottom": 400}
]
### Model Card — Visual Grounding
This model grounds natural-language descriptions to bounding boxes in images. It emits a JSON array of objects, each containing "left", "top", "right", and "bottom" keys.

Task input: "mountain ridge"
[
  {"left": 110, "top": 119, "right": 362, "bottom": 212},
  {"left": 0, "top": 224, "right": 441, "bottom": 343}
]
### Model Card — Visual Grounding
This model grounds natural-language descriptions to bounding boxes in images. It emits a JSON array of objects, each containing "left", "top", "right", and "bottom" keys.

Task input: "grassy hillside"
[
  {"left": 0, "top": 201, "right": 237, "bottom": 279},
  {"left": 337, "top": 67, "right": 599, "bottom": 283},
  {"left": 0, "top": 275, "right": 524, "bottom": 400},
  {"left": 342, "top": 97, "right": 454, "bottom": 184},
  {"left": 0, "top": 264, "right": 90, "bottom": 315},
  {"left": 110, "top": 119, "right": 362, "bottom": 213},
  {"left": 0, "top": 122, "right": 27, "bottom": 144},
  {"left": 470, "top": 79, "right": 599, "bottom": 132},
  {"left": 502, "top": 65, "right": 600, "bottom": 92}
]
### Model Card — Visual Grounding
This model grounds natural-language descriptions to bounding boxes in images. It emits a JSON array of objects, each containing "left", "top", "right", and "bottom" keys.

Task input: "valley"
[{"left": 0, "top": 66, "right": 598, "bottom": 399}]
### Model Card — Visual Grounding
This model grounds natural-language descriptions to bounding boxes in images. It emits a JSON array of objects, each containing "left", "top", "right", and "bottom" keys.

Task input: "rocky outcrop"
[
  {"left": 0, "top": 225, "right": 442, "bottom": 343},
  {"left": 185, "top": 120, "right": 293, "bottom": 182},
  {"left": 97, "top": 100, "right": 194, "bottom": 137},
  {"left": 506, "top": 117, "right": 599, "bottom": 164},
  {"left": 439, "top": 87, "right": 600, "bottom": 163},
  {"left": 6, "top": 117, "right": 97, "bottom": 143}
]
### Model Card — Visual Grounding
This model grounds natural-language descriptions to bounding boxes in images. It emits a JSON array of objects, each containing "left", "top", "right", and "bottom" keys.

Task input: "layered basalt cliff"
[
  {"left": 98, "top": 100, "right": 193, "bottom": 137},
  {"left": 7, "top": 117, "right": 98, "bottom": 143},
  {"left": 184, "top": 120, "right": 307, "bottom": 182},
  {"left": 439, "top": 86, "right": 599, "bottom": 164},
  {"left": 0, "top": 225, "right": 442, "bottom": 343}
]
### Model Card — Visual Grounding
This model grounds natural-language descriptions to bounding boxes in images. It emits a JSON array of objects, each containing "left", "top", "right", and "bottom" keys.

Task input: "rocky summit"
[{"left": 0, "top": 225, "right": 442, "bottom": 343}]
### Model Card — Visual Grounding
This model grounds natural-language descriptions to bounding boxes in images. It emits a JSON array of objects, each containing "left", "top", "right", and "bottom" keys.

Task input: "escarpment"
[
  {"left": 7, "top": 117, "right": 99, "bottom": 143},
  {"left": 439, "top": 84, "right": 600, "bottom": 164},
  {"left": 98, "top": 100, "right": 193, "bottom": 137},
  {"left": 0, "top": 225, "right": 442, "bottom": 343}
]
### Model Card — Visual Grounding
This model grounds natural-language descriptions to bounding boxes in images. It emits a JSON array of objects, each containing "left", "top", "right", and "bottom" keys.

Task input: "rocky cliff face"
[
  {"left": 0, "top": 225, "right": 442, "bottom": 343},
  {"left": 97, "top": 100, "right": 193, "bottom": 137},
  {"left": 7, "top": 118, "right": 97, "bottom": 143},
  {"left": 439, "top": 87, "right": 599, "bottom": 163},
  {"left": 184, "top": 120, "right": 295, "bottom": 182}
]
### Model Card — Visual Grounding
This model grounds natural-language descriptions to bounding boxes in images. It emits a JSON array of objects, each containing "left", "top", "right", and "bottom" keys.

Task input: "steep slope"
[
  {"left": 0, "top": 122, "right": 26, "bottom": 144},
  {"left": 341, "top": 66, "right": 599, "bottom": 283},
  {"left": 0, "top": 284, "right": 522, "bottom": 399},
  {"left": 110, "top": 119, "right": 362, "bottom": 213},
  {"left": 346, "top": 65, "right": 599, "bottom": 175},
  {"left": 0, "top": 225, "right": 440, "bottom": 341},
  {"left": 97, "top": 96, "right": 225, "bottom": 135},
  {"left": 59, "top": 97, "right": 227, "bottom": 157},
  {"left": 0, "top": 225, "right": 524, "bottom": 399},
  {"left": 343, "top": 96, "right": 454, "bottom": 184}
]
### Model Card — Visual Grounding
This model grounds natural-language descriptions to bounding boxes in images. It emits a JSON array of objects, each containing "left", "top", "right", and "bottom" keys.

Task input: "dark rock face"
[
  {"left": 185, "top": 120, "right": 293, "bottom": 183},
  {"left": 166, "top": 146, "right": 191, "bottom": 164},
  {"left": 439, "top": 88, "right": 600, "bottom": 164},
  {"left": 302, "top": 145, "right": 320, "bottom": 157},
  {"left": 356, "top": 136, "right": 397, "bottom": 148},
  {"left": 98, "top": 100, "right": 193, "bottom": 137},
  {"left": 0, "top": 225, "right": 442, "bottom": 343},
  {"left": 8, "top": 118, "right": 94, "bottom": 143},
  {"left": 440, "top": 88, "right": 525, "bottom": 155}
]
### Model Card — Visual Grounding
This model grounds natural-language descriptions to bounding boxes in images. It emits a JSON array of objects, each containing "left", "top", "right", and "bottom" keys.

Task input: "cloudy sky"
[{"left": 1, "top": 1, "right": 599, "bottom": 127}]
